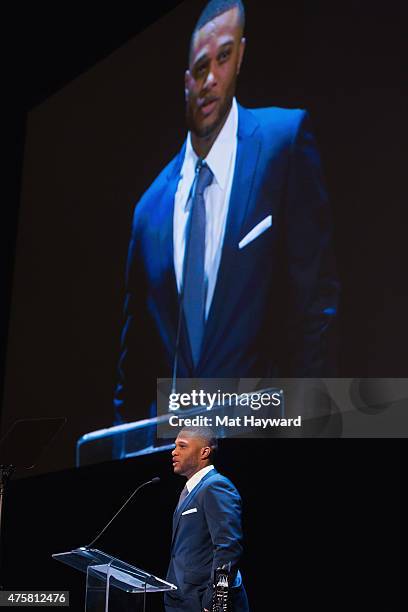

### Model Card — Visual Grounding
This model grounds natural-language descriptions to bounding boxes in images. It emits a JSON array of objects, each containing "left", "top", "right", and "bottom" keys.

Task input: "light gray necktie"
[
  {"left": 176, "top": 484, "right": 189, "bottom": 510},
  {"left": 183, "top": 159, "right": 214, "bottom": 367}
]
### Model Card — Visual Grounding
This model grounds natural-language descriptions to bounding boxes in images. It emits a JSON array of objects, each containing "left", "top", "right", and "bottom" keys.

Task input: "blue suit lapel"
[
  {"left": 157, "top": 142, "right": 194, "bottom": 371},
  {"left": 199, "top": 105, "right": 262, "bottom": 371},
  {"left": 158, "top": 142, "right": 185, "bottom": 299},
  {"left": 171, "top": 469, "right": 218, "bottom": 548}
]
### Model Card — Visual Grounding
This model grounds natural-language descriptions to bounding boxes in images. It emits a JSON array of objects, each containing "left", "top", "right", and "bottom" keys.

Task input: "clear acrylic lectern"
[{"left": 53, "top": 547, "right": 177, "bottom": 611}]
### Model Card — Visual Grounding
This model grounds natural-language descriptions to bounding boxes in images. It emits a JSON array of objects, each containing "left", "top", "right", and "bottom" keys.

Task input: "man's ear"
[
  {"left": 237, "top": 37, "right": 246, "bottom": 75},
  {"left": 185, "top": 69, "right": 191, "bottom": 100},
  {"left": 201, "top": 446, "right": 211, "bottom": 460}
]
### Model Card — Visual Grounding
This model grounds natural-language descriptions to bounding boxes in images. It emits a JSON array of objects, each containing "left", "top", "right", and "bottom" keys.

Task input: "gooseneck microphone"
[{"left": 85, "top": 477, "right": 160, "bottom": 549}]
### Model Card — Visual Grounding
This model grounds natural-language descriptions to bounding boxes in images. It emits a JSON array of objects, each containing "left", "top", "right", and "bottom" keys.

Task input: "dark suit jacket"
[
  {"left": 114, "top": 104, "right": 339, "bottom": 422},
  {"left": 165, "top": 468, "right": 249, "bottom": 612}
]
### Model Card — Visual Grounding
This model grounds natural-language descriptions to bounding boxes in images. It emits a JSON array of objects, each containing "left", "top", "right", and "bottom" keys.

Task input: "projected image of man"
[{"left": 114, "top": 0, "right": 339, "bottom": 424}]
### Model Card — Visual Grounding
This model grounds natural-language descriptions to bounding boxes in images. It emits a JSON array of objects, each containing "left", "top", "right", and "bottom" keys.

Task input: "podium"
[{"left": 53, "top": 547, "right": 176, "bottom": 611}]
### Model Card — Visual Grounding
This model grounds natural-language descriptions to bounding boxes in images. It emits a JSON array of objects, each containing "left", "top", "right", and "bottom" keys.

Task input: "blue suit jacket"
[
  {"left": 165, "top": 469, "right": 248, "bottom": 612},
  {"left": 114, "top": 104, "right": 339, "bottom": 421}
]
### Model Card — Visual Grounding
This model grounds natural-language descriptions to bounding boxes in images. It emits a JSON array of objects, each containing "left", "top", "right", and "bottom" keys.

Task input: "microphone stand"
[{"left": 85, "top": 478, "right": 160, "bottom": 550}]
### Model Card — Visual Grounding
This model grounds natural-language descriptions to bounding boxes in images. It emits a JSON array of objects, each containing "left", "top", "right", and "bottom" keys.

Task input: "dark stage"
[{"left": 1, "top": 1, "right": 407, "bottom": 609}]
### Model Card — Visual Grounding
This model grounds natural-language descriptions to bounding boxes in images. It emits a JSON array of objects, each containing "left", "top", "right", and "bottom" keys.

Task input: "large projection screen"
[{"left": 2, "top": 0, "right": 406, "bottom": 475}]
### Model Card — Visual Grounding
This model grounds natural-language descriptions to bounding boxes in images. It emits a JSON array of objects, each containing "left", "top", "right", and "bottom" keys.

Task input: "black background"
[{"left": 1, "top": 0, "right": 407, "bottom": 608}]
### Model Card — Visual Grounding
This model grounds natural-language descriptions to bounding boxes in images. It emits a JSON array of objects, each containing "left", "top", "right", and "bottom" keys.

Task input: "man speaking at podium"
[
  {"left": 165, "top": 426, "right": 249, "bottom": 611},
  {"left": 114, "top": 0, "right": 339, "bottom": 424}
]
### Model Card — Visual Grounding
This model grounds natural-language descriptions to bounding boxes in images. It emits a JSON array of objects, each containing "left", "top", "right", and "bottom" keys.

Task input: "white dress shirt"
[
  {"left": 173, "top": 98, "right": 238, "bottom": 318},
  {"left": 186, "top": 464, "right": 215, "bottom": 494}
]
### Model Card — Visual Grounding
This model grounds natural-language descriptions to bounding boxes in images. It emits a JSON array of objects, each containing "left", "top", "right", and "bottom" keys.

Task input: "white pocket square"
[
  {"left": 239, "top": 215, "right": 272, "bottom": 249},
  {"left": 181, "top": 507, "right": 197, "bottom": 515}
]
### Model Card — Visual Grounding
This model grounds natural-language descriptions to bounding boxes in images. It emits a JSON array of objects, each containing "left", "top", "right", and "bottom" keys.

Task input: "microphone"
[{"left": 85, "top": 477, "right": 160, "bottom": 549}]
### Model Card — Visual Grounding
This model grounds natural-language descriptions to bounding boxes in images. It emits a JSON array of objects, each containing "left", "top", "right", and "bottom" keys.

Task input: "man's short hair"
[
  {"left": 190, "top": 0, "right": 246, "bottom": 62},
  {"left": 179, "top": 426, "right": 218, "bottom": 461}
]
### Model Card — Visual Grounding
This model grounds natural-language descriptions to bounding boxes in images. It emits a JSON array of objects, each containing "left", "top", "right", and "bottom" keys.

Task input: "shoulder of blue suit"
[{"left": 131, "top": 104, "right": 308, "bottom": 226}]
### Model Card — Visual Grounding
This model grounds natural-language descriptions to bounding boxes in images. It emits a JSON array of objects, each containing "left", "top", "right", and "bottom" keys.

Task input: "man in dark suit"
[
  {"left": 166, "top": 426, "right": 249, "bottom": 612},
  {"left": 114, "top": 0, "right": 339, "bottom": 424}
]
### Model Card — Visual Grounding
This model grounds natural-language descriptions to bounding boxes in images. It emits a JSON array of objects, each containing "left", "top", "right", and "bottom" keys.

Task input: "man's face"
[
  {"left": 172, "top": 433, "right": 209, "bottom": 479},
  {"left": 185, "top": 7, "right": 245, "bottom": 140}
]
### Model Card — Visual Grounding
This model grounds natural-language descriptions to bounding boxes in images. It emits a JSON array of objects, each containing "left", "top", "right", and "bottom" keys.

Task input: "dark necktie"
[
  {"left": 176, "top": 484, "right": 189, "bottom": 510},
  {"left": 183, "top": 160, "right": 213, "bottom": 367}
]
